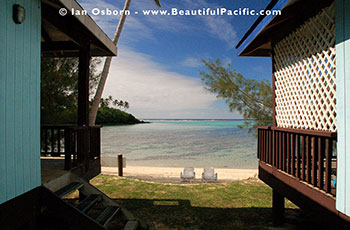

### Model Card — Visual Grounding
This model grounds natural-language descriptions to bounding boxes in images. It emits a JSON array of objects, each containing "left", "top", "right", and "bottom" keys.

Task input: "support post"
[
  {"left": 118, "top": 154, "right": 123, "bottom": 176},
  {"left": 272, "top": 189, "right": 285, "bottom": 226},
  {"left": 78, "top": 45, "right": 91, "bottom": 126}
]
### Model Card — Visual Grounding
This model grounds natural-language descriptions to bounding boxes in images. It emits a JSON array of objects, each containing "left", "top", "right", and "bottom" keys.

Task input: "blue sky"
[{"left": 78, "top": 0, "right": 272, "bottom": 119}]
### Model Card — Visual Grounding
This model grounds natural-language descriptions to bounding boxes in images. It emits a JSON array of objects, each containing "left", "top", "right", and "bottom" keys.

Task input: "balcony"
[
  {"left": 41, "top": 125, "right": 101, "bottom": 183},
  {"left": 255, "top": 126, "right": 347, "bottom": 222}
]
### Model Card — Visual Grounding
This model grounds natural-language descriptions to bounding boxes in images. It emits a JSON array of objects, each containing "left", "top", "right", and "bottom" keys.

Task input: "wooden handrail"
[
  {"left": 254, "top": 125, "right": 337, "bottom": 138},
  {"left": 271, "top": 127, "right": 337, "bottom": 138},
  {"left": 41, "top": 124, "right": 102, "bottom": 128},
  {"left": 254, "top": 125, "right": 271, "bottom": 130}
]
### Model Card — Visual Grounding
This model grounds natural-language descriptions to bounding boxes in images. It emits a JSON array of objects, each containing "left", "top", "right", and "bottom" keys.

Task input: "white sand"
[{"left": 101, "top": 166, "right": 258, "bottom": 183}]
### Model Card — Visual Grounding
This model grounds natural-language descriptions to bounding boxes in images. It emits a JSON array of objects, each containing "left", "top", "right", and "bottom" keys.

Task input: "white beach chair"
[
  {"left": 180, "top": 167, "right": 195, "bottom": 183},
  {"left": 202, "top": 167, "right": 218, "bottom": 183}
]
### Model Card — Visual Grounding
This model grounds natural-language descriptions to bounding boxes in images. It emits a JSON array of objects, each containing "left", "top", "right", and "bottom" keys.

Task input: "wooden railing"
[
  {"left": 257, "top": 126, "right": 337, "bottom": 196},
  {"left": 41, "top": 125, "right": 101, "bottom": 170}
]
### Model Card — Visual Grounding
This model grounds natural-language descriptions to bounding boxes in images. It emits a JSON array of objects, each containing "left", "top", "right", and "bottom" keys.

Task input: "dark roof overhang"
[
  {"left": 236, "top": 0, "right": 334, "bottom": 57},
  {"left": 41, "top": 0, "right": 118, "bottom": 57}
]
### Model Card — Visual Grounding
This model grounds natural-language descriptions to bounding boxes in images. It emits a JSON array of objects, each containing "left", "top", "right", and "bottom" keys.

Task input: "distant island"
[{"left": 96, "top": 107, "right": 147, "bottom": 125}]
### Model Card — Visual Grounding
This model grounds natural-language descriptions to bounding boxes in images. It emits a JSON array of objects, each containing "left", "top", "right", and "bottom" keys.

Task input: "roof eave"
[
  {"left": 236, "top": 0, "right": 335, "bottom": 57},
  {"left": 57, "top": 0, "right": 117, "bottom": 56},
  {"left": 236, "top": 0, "right": 291, "bottom": 57}
]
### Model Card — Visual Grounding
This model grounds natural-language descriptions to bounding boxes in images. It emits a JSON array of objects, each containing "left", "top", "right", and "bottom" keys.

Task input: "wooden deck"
[{"left": 257, "top": 126, "right": 350, "bottom": 224}]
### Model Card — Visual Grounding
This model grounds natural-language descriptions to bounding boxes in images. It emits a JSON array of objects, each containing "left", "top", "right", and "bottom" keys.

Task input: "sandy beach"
[{"left": 101, "top": 166, "right": 258, "bottom": 184}]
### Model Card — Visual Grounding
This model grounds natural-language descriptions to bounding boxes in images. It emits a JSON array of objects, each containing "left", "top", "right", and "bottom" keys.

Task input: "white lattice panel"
[{"left": 273, "top": 3, "right": 336, "bottom": 132}]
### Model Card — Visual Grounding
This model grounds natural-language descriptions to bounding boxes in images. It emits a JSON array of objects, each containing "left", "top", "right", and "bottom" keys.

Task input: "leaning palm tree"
[{"left": 89, "top": 0, "right": 161, "bottom": 125}]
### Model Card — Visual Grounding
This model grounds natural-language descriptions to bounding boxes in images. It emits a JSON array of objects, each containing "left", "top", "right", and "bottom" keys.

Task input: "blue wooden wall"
[
  {"left": 0, "top": 0, "right": 41, "bottom": 204},
  {"left": 336, "top": 0, "right": 350, "bottom": 217}
]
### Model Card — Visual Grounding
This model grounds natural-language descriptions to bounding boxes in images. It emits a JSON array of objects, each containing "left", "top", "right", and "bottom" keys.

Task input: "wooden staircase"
[{"left": 41, "top": 173, "right": 144, "bottom": 230}]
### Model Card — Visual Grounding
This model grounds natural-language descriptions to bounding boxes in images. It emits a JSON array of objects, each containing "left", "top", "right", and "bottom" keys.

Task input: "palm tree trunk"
[{"left": 89, "top": 0, "right": 132, "bottom": 125}]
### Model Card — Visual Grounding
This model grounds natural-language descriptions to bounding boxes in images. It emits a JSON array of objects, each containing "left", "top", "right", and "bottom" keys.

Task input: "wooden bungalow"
[
  {"left": 0, "top": 1, "right": 141, "bottom": 229},
  {"left": 236, "top": 0, "right": 350, "bottom": 227}
]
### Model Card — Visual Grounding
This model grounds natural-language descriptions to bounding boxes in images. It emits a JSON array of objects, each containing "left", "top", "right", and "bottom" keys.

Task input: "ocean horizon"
[
  {"left": 142, "top": 118, "right": 253, "bottom": 121},
  {"left": 101, "top": 119, "right": 258, "bottom": 169}
]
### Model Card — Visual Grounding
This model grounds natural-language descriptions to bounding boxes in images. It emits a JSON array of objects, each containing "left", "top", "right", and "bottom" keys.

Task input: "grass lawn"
[{"left": 91, "top": 175, "right": 298, "bottom": 230}]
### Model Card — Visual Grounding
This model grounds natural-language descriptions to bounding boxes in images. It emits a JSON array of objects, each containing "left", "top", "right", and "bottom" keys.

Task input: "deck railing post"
[
  {"left": 325, "top": 138, "right": 333, "bottom": 193},
  {"left": 44, "top": 128, "right": 48, "bottom": 155},
  {"left": 84, "top": 127, "right": 90, "bottom": 172},
  {"left": 64, "top": 127, "right": 72, "bottom": 170},
  {"left": 312, "top": 137, "right": 318, "bottom": 187},
  {"left": 307, "top": 136, "right": 312, "bottom": 183},
  {"left": 51, "top": 128, "right": 55, "bottom": 156},
  {"left": 57, "top": 128, "right": 61, "bottom": 155},
  {"left": 263, "top": 130, "right": 266, "bottom": 162},
  {"left": 296, "top": 134, "right": 300, "bottom": 179},
  {"left": 278, "top": 132, "right": 282, "bottom": 169},
  {"left": 257, "top": 129, "right": 260, "bottom": 159},
  {"left": 96, "top": 127, "right": 101, "bottom": 158},
  {"left": 286, "top": 133, "right": 290, "bottom": 173},
  {"left": 282, "top": 132, "right": 286, "bottom": 171},
  {"left": 317, "top": 137, "right": 324, "bottom": 189},
  {"left": 270, "top": 128, "right": 272, "bottom": 164},
  {"left": 272, "top": 130, "right": 275, "bottom": 167},
  {"left": 301, "top": 135, "right": 306, "bottom": 181},
  {"left": 291, "top": 133, "right": 295, "bottom": 176},
  {"left": 262, "top": 130, "right": 265, "bottom": 162}
]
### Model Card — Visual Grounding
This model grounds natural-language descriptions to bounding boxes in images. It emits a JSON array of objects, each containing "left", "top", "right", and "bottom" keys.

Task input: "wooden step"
[
  {"left": 96, "top": 206, "right": 120, "bottom": 227},
  {"left": 55, "top": 182, "right": 83, "bottom": 198},
  {"left": 76, "top": 194, "right": 102, "bottom": 213},
  {"left": 124, "top": 221, "right": 139, "bottom": 230}
]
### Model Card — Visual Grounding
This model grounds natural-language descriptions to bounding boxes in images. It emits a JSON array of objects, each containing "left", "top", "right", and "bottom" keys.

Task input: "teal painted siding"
[
  {"left": 0, "top": 0, "right": 41, "bottom": 204},
  {"left": 336, "top": 0, "right": 350, "bottom": 216}
]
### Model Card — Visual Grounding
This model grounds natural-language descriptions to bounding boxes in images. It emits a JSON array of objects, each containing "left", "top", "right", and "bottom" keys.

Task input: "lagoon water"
[{"left": 101, "top": 120, "right": 258, "bottom": 169}]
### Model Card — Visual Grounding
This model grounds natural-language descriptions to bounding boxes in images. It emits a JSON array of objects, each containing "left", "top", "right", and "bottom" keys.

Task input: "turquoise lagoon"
[{"left": 101, "top": 120, "right": 258, "bottom": 169}]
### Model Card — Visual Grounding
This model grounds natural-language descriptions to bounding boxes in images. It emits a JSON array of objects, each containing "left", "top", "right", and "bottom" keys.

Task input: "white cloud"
[
  {"left": 79, "top": 0, "right": 237, "bottom": 48},
  {"left": 181, "top": 57, "right": 203, "bottom": 68},
  {"left": 100, "top": 48, "right": 239, "bottom": 119},
  {"left": 181, "top": 0, "right": 238, "bottom": 48},
  {"left": 203, "top": 16, "right": 237, "bottom": 48},
  {"left": 78, "top": 0, "right": 155, "bottom": 42},
  {"left": 102, "top": 48, "right": 215, "bottom": 111},
  {"left": 78, "top": 0, "right": 191, "bottom": 44},
  {"left": 77, "top": 0, "right": 242, "bottom": 118}
]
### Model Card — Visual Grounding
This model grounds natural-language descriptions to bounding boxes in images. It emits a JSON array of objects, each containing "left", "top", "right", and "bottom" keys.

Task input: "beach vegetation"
[
  {"left": 41, "top": 57, "right": 101, "bottom": 124},
  {"left": 97, "top": 96, "right": 141, "bottom": 125},
  {"left": 96, "top": 107, "right": 141, "bottom": 125},
  {"left": 200, "top": 59, "right": 273, "bottom": 132}
]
